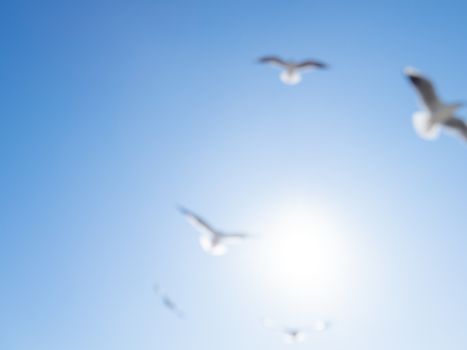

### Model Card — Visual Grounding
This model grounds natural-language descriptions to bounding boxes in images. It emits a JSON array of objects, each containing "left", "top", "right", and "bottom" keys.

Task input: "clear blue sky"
[{"left": 2, "top": 0, "right": 467, "bottom": 349}]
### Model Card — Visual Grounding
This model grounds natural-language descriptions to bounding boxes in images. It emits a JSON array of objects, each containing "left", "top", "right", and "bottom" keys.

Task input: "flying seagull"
[
  {"left": 259, "top": 55, "right": 328, "bottom": 85},
  {"left": 263, "top": 318, "right": 330, "bottom": 344},
  {"left": 153, "top": 285, "right": 185, "bottom": 319},
  {"left": 178, "top": 206, "right": 249, "bottom": 256},
  {"left": 404, "top": 67, "right": 467, "bottom": 141}
]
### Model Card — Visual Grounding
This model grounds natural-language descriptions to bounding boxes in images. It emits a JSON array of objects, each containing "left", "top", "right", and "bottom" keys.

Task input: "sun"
[{"left": 257, "top": 199, "right": 352, "bottom": 297}]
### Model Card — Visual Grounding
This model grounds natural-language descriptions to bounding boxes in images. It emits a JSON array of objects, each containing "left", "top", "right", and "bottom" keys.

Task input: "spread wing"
[
  {"left": 404, "top": 67, "right": 440, "bottom": 112},
  {"left": 444, "top": 117, "right": 467, "bottom": 141},
  {"left": 178, "top": 206, "right": 216, "bottom": 237},
  {"left": 295, "top": 60, "right": 328, "bottom": 71},
  {"left": 220, "top": 232, "right": 249, "bottom": 245},
  {"left": 258, "top": 56, "right": 290, "bottom": 69}
]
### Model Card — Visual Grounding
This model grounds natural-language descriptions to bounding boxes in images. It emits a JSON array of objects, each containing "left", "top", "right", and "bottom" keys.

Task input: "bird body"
[
  {"left": 283, "top": 328, "right": 307, "bottom": 344},
  {"left": 179, "top": 206, "right": 249, "bottom": 256},
  {"left": 153, "top": 285, "right": 185, "bottom": 319},
  {"left": 199, "top": 232, "right": 227, "bottom": 256},
  {"left": 280, "top": 69, "right": 302, "bottom": 85},
  {"left": 263, "top": 318, "right": 330, "bottom": 344},
  {"left": 259, "top": 55, "right": 328, "bottom": 85},
  {"left": 404, "top": 67, "right": 467, "bottom": 141}
]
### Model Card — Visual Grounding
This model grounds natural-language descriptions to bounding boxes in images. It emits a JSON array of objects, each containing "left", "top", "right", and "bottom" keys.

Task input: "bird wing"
[
  {"left": 153, "top": 285, "right": 184, "bottom": 319},
  {"left": 443, "top": 117, "right": 467, "bottom": 141},
  {"left": 220, "top": 232, "right": 249, "bottom": 245},
  {"left": 179, "top": 206, "right": 216, "bottom": 237},
  {"left": 162, "top": 296, "right": 177, "bottom": 311},
  {"left": 404, "top": 67, "right": 441, "bottom": 111},
  {"left": 162, "top": 296, "right": 185, "bottom": 318},
  {"left": 258, "top": 56, "right": 290, "bottom": 68},
  {"left": 295, "top": 60, "right": 328, "bottom": 71}
]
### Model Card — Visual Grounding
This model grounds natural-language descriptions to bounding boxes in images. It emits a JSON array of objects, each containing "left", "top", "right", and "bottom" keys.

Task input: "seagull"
[
  {"left": 404, "top": 67, "right": 467, "bottom": 141},
  {"left": 263, "top": 318, "right": 330, "bottom": 344},
  {"left": 258, "top": 55, "right": 328, "bottom": 85},
  {"left": 153, "top": 285, "right": 185, "bottom": 319},
  {"left": 178, "top": 206, "right": 249, "bottom": 256}
]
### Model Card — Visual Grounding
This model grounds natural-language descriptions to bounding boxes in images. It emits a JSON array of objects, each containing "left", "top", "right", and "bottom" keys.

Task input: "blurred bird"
[
  {"left": 404, "top": 67, "right": 467, "bottom": 141},
  {"left": 258, "top": 55, "right": 328, "bottom": 85},
  {"left": 178, "top": 206, "right": 250, "bottom": 256},
  {"left": 263, "top": 318, "right": 330, "bottom": 344},
  {"left": 153, "top": 285, "right": 185, "bottom": 319}
]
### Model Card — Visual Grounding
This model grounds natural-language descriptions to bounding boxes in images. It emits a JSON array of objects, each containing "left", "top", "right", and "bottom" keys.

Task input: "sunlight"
[{"left": 259, "top": 200, "right": 352, "bottom": 296}]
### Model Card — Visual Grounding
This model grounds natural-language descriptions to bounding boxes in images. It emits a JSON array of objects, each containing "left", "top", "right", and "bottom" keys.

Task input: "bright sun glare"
[{"left": 258, "top": 199, "right": 352, "bottom": 298}]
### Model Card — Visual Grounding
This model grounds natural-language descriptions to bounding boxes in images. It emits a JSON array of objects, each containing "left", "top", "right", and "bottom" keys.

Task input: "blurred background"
[{"left": 2, "top": 0, "right": 467, "bottom": 349}]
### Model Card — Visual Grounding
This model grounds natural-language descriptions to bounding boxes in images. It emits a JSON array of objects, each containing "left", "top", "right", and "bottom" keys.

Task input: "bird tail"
[{"left": 412, "top": 111, "right": 440, "bottom": 140}]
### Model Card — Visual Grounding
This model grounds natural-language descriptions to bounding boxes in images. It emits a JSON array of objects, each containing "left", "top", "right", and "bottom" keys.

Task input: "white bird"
[
  {"left": 153, "top": 285, "right": 185, "bottom": 319},
  {"left": 404, "top": 67, "right": 467, "bottom": 141},
  {"left": 263, "top": 318, "right": 330, "bottom": 344},
  {"left": 178, "top": 206, "right": 249, "bottom": 256},
  {"left": 259, "top": 55, "right": 328, "bottom": 85}
]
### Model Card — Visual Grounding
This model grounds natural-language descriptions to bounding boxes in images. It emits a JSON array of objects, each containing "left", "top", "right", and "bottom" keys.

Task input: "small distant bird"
[
  {"left": 178, "top": 206, "right": 249, "bottom": 256},
  {"left": 258, "top": 55, "right": 328, "bottom": 85},
  {"left": 404, "top": 67, "right": 467, "bottom": 141},
  {"left": 263, "top": 318, "right": 330, "bottom": 344},
  {"left": 153, "top": 285, "right": 185, "bottom": 319}
]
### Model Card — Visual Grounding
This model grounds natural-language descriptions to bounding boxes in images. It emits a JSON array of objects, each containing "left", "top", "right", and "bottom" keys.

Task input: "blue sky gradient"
[{"left": 2, "top": 0, "right": 467, "bottom": 349}]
